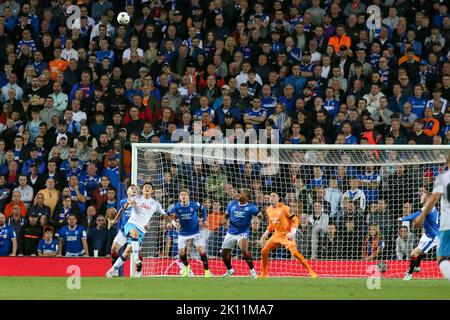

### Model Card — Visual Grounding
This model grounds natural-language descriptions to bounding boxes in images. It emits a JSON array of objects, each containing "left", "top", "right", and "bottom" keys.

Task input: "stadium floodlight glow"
[{"left": 130, "top": 143, "right": 450, "bottom": 278}]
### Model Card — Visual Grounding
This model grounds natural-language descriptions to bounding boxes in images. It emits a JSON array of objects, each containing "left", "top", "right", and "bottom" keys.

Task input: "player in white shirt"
[
  {"left": 106, "top": 182, "right": 165, "bottom": 277},
  {"left": 415, "top": 154, "right": 450, "bottom": 282}
]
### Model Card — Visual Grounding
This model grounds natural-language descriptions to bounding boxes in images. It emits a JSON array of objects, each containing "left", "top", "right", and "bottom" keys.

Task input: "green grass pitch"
[{"left": 0, "top": 277, "right": 448, "bottom": 299}]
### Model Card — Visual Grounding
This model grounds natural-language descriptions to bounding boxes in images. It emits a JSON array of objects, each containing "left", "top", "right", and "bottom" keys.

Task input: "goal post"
[{"left": 130, "top": 143, "right": 449, "bottom": 278}]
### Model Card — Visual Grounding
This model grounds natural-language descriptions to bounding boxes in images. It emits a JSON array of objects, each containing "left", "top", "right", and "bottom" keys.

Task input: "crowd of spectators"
[{"left": 0, "top": 0, "right": 449, "bottom": 260}]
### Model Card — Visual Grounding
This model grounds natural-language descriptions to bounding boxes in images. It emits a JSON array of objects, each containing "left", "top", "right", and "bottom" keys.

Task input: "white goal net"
[{"left": 131, "top": 143, "right": 448, "bottom": 278}]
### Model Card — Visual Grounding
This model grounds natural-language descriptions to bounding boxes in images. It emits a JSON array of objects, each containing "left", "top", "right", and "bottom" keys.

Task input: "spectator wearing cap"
[
  {"left": 21, "top": 147, "right": 45, "bottom": 175},
  {"left": 106, "top": 83, "right": 128, "bottom": 111},
  {"left": 19, "top": 212, "right": 42, "bottom": 256},
  {"left": 103, "top": 138, "right": 131, "bottom": 177},
  {"left": 101, "top": 156, "right": 119, "bottom": 192}
]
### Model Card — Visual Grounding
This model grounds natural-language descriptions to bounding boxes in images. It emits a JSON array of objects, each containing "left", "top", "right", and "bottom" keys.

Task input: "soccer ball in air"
[{"left": 117, "top": 12, "right": 130, "bottom": 25}]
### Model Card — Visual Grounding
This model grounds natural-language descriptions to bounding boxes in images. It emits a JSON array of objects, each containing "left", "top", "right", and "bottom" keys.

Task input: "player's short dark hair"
[
  {"left": 142, "top": 181, "right": 153, "bottom": 188},
  {"left": 44, "top": 226, "right": 54, "bottom": 234}
]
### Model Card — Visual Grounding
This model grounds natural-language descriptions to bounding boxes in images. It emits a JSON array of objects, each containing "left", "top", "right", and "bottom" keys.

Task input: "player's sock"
[
  {"left": 416, "top": 254, "right": 424, "bottom": 268},
  {"left": 439, "top": 259, "right": 450, "bottom": 281},
  {"left": 180, "top": 253, "right": 189, "bottom": 266},
  {"left": 243, "top": 252, "right": 255, "bottom": 270},
  {"left": 291, "top": 249, "right": 313, "bottom": 272},
  {"left": 111, "top": 251, "right": 119, "bottom": 266},
  {"left": 136, "top": 253, "right": 143, "bottom": 272},
  {"left": 112, "top": 255, "right": 127, "bottom": 270},
  {"left": 408, "top": 255, "right": 418, "bottom": 274},
  {"left": 261, "top": 248, "right": 269, "bottom": 275},
  {"left": 131, "top": 238, "right": 139, "bottom": 259},
  {"left": 222, "top": 252, "right": 233, "bottom": 270},
  {"left": 200, "top": 253, "right": 209, "bottom": 270}
]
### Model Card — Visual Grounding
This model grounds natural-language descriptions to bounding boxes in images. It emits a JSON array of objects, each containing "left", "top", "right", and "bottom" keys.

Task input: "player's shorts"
[
  {"left": 265, "top": 233, "right": 296, "bottom": 251},
  {"left": 418, "top": 233, "right": 438, "bottom": 254},
  {"left": 437, "top": 230, "right": 450, "bottom": 257},
  {"left": 124, "top": 223, "right": 145, "bottom": 245},
  {"left": 178, "top": 233, "right": 202, "bottom": 249},
  {"left": 113, "top": 230, "right": 127, "bottom": 247},
  {"left": 221, "top": 232, "right": 248, "bottom": 249}
]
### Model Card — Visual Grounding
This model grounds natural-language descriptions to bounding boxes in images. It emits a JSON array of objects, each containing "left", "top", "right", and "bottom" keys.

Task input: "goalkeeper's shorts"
[{"left": 266, "top": 234, "right": 297, "bottom": 250}]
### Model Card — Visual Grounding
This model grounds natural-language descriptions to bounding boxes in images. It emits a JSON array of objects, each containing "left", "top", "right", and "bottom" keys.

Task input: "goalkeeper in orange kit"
[{"left": 259, "top": 192, "right": 318, "bottom": 278}]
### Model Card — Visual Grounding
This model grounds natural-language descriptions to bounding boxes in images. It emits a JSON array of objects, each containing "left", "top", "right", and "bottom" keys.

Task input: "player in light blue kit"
[
  {"left": 221, "top": 189, "right": 260, "bottom": 278},
  {"left": 162, "top": 189, "right": 211, "bottom": 278},
  {"left": 401, "top": 189, "right": 440, "bottom": 280},
  {"left": 415, "top": 153, "right": 450, "bottom": 282},
  {"left": 106, "top": 182, "right": 165, "bottom": 277}
]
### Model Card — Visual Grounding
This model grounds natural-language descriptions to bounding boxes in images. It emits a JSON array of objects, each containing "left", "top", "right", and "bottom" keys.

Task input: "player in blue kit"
[
  {"left": 163, "top": 189, "right": 211, "bottom": 278},
  {"left": 57, "top": 214, "right": 89, "bottom": 257},
  {"left": 221, "top": 189, "right": 260, "bottom": 278},
  {"left": 37, "top": 227, "right": 58, "bottom": 257},
  {"left": 110, "top": 185, "right": 138, "bottom": 270},
  {"left": 401, "top": 189, "right": 440, "bottom": 280}
]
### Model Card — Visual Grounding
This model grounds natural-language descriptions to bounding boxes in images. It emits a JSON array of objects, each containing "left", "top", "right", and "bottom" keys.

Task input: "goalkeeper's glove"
[
  {"left": 170, "top": 220, "right": 178, "bottom": 228},
  {"left": 287, "top": 228, "right": 297, "bottom": 241}
]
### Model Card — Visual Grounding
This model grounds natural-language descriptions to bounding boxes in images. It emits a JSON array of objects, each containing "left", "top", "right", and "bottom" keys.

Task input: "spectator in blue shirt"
[
  {"left": 323, "top": 87, "right": 340, "bottom": 118},
  {"left": 0, "top": 212, "right": 17, "bottom": 256},
  {"left": 37, "top": 226, "right": 58, "bottom": 257},
  {"left": 284, "top": 65, "right": 307, "bottom": 97},
  {"left": 101, "top": 157, "right": 119, "bottom": 192},
  {"left": 67, "top": 175, "right": 88, "bottom": 216},
  {"left": 57, "top": 214, "right": 88, "bottom": 257}
]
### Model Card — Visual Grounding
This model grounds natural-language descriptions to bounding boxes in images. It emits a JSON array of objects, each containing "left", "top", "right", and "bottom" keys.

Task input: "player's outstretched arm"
[
  {"left": 111, "top": 207, "right": 124, "bottom": 226},
  {"left": 414, "top": 193, "right": 441, "bottom": 228}
]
